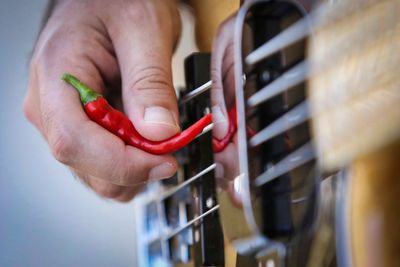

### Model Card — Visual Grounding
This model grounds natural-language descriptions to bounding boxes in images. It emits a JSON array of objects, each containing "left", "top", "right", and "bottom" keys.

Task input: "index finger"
[{"left": 36, "top": 41, "right": 177, "bottom": 186}]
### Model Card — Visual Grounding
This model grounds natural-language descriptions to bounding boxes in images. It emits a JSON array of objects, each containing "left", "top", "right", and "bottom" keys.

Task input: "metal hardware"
[
  {"left": 245, "top": 16, "right": 310, "bottom": 66},
  {"left": 254, "top": 142, "right": 315, "bottom": 187},
  {"left": 166, "top": 205, "right": 220, "bottom": 240},
  {"left": 247, "top": 61, "right": 309, "bottom": 107},
  {"left": 161, "top": 164, "right": 216, "bottom": 200},
  {"left": 249, "top": 101, "right": 310, "bottom": 147},
  {"left": 180, "top": 80, "right": 212, "bottom": 104}
]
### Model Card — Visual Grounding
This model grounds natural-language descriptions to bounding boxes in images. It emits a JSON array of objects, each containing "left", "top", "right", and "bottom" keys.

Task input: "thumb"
[{"left": 108, "top": 2, "right": 181, "bottom": 141}]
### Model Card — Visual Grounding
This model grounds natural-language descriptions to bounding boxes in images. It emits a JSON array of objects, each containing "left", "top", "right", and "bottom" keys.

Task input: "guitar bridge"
[{"left": 134, "top": 53, "right": 225, "bottom": 267}]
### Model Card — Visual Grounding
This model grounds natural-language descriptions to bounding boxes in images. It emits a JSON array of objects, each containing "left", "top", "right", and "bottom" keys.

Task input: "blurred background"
[
  {"left": 0, "top": 1, "right": 195, "bottom": 266},
  {"left": 0, "top": 1, "right": 138, "bottom": 266}
]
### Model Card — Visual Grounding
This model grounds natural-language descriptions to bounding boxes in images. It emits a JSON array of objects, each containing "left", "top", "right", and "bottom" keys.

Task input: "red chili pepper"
[
  {"left": 212, "top": 105, "right": 257, "bottom": 152},
  {"left": 212, "top": 104, "right": 238, "bottom": 153},
  {"left": 62, "top": 74, "right": 212, "bottom": 155},
  {"left": 62, "top": 73, "right": 245, "bottom": 154}
]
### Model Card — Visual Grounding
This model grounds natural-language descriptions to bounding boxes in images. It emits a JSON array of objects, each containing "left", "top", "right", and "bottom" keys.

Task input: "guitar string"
[
  {"left": 179, "top": 80, "right": 212, "bottom": 105},
  {"left": 165, "top": 204, "right": 220, "bottom": 240},
  {"left": 160, "top": 163, "right": 216, "bottom": 201},
  {"left": 148, "top": 3, "right": 319, "bottom": 243}
]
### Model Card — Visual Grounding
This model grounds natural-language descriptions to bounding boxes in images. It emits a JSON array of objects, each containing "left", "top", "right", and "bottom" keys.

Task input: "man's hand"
[{"left": 23, "top": 0, "right": 181, "bottom": 202}]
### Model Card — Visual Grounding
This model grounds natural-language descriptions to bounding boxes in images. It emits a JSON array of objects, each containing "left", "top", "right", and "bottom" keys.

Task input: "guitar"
[
  {"left": 135, "top": 0, "right": 326, "bottom": 266},
  {"left": 216, "top": 1, "right": 325, "bottom": 267},
  {"left": 309, "top": 1, "right": 400, "bottom": 267},
  {"left": 135, "top": 0, "right": 400, "bottom": 266},
  {"left": 134, "top": 52, "right": 224, "bottom": 267},
  {"left": 134, "top": 1, "right": 329, "bottom": 267},
  {"left": 225, "top": 1, "right": 400, "bottom": 267},
  {"left": 134, "top": 2, "right": 239, "bottom": 267}
]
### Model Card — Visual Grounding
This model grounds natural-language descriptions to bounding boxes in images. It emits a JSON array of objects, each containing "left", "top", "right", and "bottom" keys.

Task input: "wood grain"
[
  {"left": 308, "top": 0, "right": 400, "bottom": 171},
  {"left": 350, "top": 141, "right": 400, "bottom": 267}
]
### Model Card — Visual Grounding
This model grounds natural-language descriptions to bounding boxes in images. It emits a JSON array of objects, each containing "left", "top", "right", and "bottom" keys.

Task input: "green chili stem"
[{"left": 61, "top": 73, "right": 101, "bottom": 105}]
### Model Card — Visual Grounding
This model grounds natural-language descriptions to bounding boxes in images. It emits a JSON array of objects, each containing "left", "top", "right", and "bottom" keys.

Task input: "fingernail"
[
  {"left": 149, "top": 162, "right": 176, "bottom": 180},
  {"left": 144, "top": 106, "right": 179, "bottom": 130},
  {"left": 212, "top": 105, "right": 227, "bottom": 124}
]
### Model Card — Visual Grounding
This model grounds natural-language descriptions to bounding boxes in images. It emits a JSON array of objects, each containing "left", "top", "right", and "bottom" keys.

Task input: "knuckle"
[
  {"left": 93, "top": 183, "right": 124, "bottom": 199},
  {"left": 102, "top": 156, "right": 131, "bottom": 186},
  {"left": 48, "top": 126, "right": 75, "bottom": 164},
  {"left": 115, "top": 196, "right": 134, "bottom": 203},
  {"left": 35, "top": 33, "right": 61, "bottom": 66},
  {"left": 128, "top": 66, "right": 173, "bottom": 95},
  {"left": 34, "top": 25, "right": 103, "bottom": 73},
  {"left": 115, "top": 166, "right": 135, "bottom": 186},
  {"left": 211, "top": 67, "right": 223, "bottom": 91},
  {"left": 22, "top": 95, "right": 35, "bottom": 124},
  {"left": 29, "top": 53, "right": 40, "bottom": 72},
  {"left": 114, "top": 160, "right": 147, "bottom": 186},
  {"left": 24, "top": 77, "right": 39, "bottom": 126},
  {"left": 107, "top": 1, "right": 147, "bottom": 37},
  {"left": 31, "top": 48, "right": 54, "bottom": 79},
  {"left": 211, "top": 67, "right": 220, "bottom": 80},
  {"left": 115, "top": 190, "right": 138, "bottom": 202}
]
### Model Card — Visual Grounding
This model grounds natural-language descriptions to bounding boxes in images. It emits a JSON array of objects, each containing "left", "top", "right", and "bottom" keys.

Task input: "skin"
[
  {"left": 211, "top": 0, "right": 312, "bottom": 187},
  {"left": 211, "top": 16, "right": 237, "bottom": 185},
  {"left": 24, "top": 0, "right": 311, "bottom": 202},
  {"left": 24, "top": 0, "right": 182, "bottom": 202}
]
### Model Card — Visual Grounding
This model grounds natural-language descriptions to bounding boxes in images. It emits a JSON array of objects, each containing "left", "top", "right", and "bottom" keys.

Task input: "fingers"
[
  {"left": 73, "top": 168, "right": 144, "bottom": 202},
  {"left": 211, "top": 16, "right": 242, "bottom": 190},
  {"left": 41, "top": 74, "right": 178, "bottom": 186},
  {"left": 214, "top": 142, "right": 239, "bottom": 182},
  {"left": 24, "top": 0, "right": 183, "bottom": 202},
  {"left": 25, "top": 15, "right": 178, "bottom": 188},
  {"left": 23, "top": 64, "right": 43, "bottom": 132},
  {"left": 106, "top": 1, "right": 181, "bottom": 141},
  {"left": 211, "top": 17, "right": 236, "bottom": 140}
]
